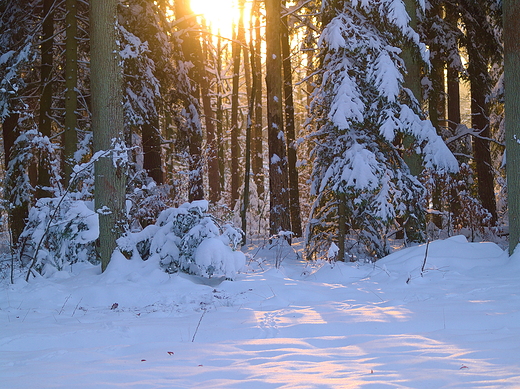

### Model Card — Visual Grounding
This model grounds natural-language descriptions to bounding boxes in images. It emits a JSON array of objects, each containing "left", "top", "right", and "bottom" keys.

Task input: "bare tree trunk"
[
  {"left": 504, "top": 0, "right": 520, "bottom": 253},
  {"left": 142, "top": 119, "right": 164, "bottom": 184},
  {"left": 281, "top": 2, "right": 302, "bottom": 237},
  {"left": 400, "top": 0, "right": 425, "bottom": 242},
  {"left": 201, "top": 38, "right": 219, "bottom": 204},
  {"left": 230, "top": 13, "right": 244, "bottom": 209},
  {"left": 266, "top": 0, "right": 291, "bottom": 235},
  {"left": 468, "top": 50, "right": 498, "bottom": 225},
  {"left": 175, "top": 0, "right": 205, "bottom": 201},
  {"left": 63, "top": 0, "right": 78, "bottom": 184},
  {"left": 216, "top": 35, "right": 226, "bottom": 195},
  {"left": 91, "top": 0, "right": 126, "bottom": 271},
  {"left": 37, "top": 0, "right": 54, "bottom": 199},
  {"left": 251, "top": 0, "right": 264, "bottom": 198}
]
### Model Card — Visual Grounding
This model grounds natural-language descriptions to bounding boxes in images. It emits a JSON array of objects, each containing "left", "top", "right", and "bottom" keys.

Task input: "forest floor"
[{"left": 1, "top": 235, "right": 520, "bottom": 388}]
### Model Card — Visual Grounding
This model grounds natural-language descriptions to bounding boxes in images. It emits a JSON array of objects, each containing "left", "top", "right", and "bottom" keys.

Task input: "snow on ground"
[{"left": 1, "top": 235, "right": 520, "bottom": 388}]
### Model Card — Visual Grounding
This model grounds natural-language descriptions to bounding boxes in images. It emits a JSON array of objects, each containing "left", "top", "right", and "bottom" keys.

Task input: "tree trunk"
[
  {"left": 504, "top": 0, "right": 520, "bottom": 253},
  {"left": 91, "top": 0, "right": 126, "bottom": 271},
  {"left": 400, "top": 0, "right": 425, "bottom": 242},
  {"left": 216, "top": 35, "right": 226, "bottom": 195},
  {"left": 142, "top": 119, "right": 164, "bottom": 184},
  {"left": 3, "top": 113, "right": 28, "bottom": 246},
  {"left": 468, "top": 50, "right": 498, "bottom": 225},
  {"left": 230, "top": 17, "right": 243, "bottom": 209},
  {"left": 37, "top": 0, "right": 54, "bottom": 199},
  {"left": 251, "top": 0, "right": 264, "bottom": 198},
  {"left": 281, "top": 2, "right": 302, "bottom": 237},
  {"left": 201, "top": 39, "right": 219, "bottom": 204},
  {"left": 63, "top": 0, "right": 78, "bottom": 184},
  {"left": 175, "top": 0, "right": 205, "bottom": 201},
  {"left": 266, "top": 0, "right": 291, "bottom": 235}
]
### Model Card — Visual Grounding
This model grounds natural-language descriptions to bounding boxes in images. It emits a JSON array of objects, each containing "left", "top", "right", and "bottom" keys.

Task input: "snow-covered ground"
[{"left": 1, "top": 235, "right": 520, "bottom": 388}]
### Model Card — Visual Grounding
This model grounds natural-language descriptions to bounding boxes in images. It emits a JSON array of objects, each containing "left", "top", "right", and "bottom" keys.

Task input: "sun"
[{"left": 190, "top": 0, "right": 247, "bottom": 39}]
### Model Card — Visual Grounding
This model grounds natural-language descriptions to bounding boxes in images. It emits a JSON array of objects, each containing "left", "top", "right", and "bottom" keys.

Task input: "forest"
[{"left": 1, "top": 0, "right": 520, "bottom": 281}]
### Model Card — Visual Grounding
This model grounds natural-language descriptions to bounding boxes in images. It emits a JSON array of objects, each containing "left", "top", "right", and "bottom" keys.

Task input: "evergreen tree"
[{"left": 306, "top": 0, "right": 458, "bottom": 261}]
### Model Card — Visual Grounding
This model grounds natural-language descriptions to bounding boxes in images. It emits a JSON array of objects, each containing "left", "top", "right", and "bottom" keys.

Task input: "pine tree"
[{"left": 306, "top": 0, "right": 458, "bottom": 261}]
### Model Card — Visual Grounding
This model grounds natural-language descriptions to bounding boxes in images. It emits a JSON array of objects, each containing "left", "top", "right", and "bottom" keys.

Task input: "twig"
[
  {"left": 192, "top": 309, "right": 207, "bottom": 342},
  {"left": 72, "top": 298, "right": 82, "bottom": 317},
  {"left": 21, "top": 308, "right": 30, "bottom": 322},
  {"left": 59, "top": 294, "right": 71, "bottom": 315},
  {"left": 421, "top": 240, "right": 430, "bottom": 276}
]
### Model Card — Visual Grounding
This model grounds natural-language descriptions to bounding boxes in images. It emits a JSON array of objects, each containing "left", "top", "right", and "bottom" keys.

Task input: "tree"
[
  {"left": 306, "top": 0, "right": 458, "bottom": 261},
  {"left": 459, "top": 0, "right": 501, "bottom": 225},
  {"left": 230, "top": 11, "right": 244, "bottom": 209},
  {"left": 36, "top": 0, "right": 55, "bottom": 199},
  {"left": 266, "top": 0, "right": 291, "bottom": 235},
  {"left": 0, "top": 0, "right": 39, "bottom": 246},
  {"left": 282, "top": 0, "right": 303, "bottom": 237},
  {"left": 175, "top": 0, "right": 205, "bottom": 201},
  {"left": 63, "top": 0, "right": 78, "bottom": 183},
  {"left": 90, "top": 0, "right": 127, "bottom": 271},
  {"left": 251, "top": 0, "right": 265, "bottom": 199},
  {"left": 504, "top": 0, "right": 520, "bottom": 253}
]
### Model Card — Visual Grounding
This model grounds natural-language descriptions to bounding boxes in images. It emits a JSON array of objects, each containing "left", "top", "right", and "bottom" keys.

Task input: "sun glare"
[{"left": 190, "top": 0, "right": 248, "bottom": 39}]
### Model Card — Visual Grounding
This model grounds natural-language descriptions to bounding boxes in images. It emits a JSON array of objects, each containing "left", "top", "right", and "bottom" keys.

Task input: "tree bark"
[
  {"left": 251, "top": 0, "right": 264, "bottom": 198},
  {"left": 63, "top": 0, "right": 78, "bottom": 184},
  {"left": 266, "top": 0, "right": 291, "bottom": 235},
  {"left": 201, "top": 38, "right": 219, "bottom": 204},
  {"left": 175, "top": 0, "right": 205, "bottom": 201},
  {"left": 142, "top": 119, "right": 164, "bottom": 184},
  {"left": 37, "top": 0, "right": 54, "bottom": 199},
  {"left": 468, "top": 49, "right": 498, "bottom": 225},
  {"left": 281, "top": 1, "right": 302, "bottom": 237},
  {"left": 504, "top": 0, "right": 520, "bottom": 253},
  {"left": 230, "top": 15, "right": 244, "bottom": 209},
  {"left": 91, "top": 0, "right": 126, "bottom": 271}
]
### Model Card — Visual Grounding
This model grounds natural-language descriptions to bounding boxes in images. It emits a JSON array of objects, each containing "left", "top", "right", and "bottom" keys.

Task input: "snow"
[{"left": 2, "top": 236, "right": 520, "bottom": 388}]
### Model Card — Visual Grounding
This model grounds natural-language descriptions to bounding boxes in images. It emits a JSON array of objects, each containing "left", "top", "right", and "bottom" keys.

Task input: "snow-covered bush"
[
  {"left": 20, "top": 196, "right": 99, "bottom": 275},
  {"left": 118, "top": 200, "right": 246, "bottom": 278}
]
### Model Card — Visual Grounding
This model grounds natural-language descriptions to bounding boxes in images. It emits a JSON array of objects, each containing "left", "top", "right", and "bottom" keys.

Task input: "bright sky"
[{"left": 190, "top": 0, "right": 250, "bottom": 39}]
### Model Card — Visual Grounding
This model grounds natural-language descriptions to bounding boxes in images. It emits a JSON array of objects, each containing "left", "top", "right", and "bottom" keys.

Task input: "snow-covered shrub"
[
  {"left": 118, "top": 200, "right": 246, "bottom": 278},
  {"left": 127, "top": 171, "right": 172, "bottom": 230},
  {"left": 423, "top": 164, "right": 495, "bottom": 241},
  {"left": 20, "top": 196, "right": 98, "bottom": 274}
]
